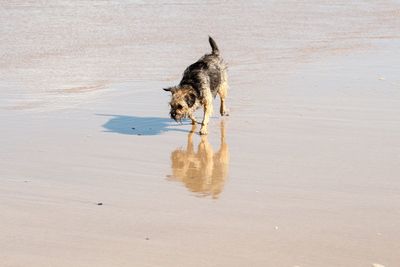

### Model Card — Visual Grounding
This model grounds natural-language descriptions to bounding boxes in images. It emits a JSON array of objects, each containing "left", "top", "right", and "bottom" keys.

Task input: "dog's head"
[{"left": 163, "top": 86, "right": 197, "bottom": 122}]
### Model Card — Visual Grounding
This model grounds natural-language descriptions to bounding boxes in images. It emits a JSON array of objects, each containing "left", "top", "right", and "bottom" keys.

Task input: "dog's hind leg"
[{"left": 218, "top": 73, "right": 229, "bottom": 116}]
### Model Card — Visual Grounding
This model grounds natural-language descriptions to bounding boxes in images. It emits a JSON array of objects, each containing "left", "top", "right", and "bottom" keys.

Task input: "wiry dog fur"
[{"left": 164, "top": 36, "right": 228, "bottom": 135}]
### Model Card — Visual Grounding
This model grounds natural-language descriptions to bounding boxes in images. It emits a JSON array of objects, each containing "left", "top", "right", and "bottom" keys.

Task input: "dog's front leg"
[
  {"left": 200, "top": 95, "right": 213, "bottom": 135},
  {"left": 189, "top": 113, "right": 197, "bottom": 125}
]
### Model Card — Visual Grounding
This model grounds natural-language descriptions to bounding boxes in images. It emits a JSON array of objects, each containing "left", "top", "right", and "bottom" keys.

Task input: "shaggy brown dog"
[{"left": 164, "top": 36, "right": 228, "bottom": 135}]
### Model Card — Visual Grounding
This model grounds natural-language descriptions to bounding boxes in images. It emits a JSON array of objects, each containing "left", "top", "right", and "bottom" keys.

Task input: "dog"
[
  {"left": 167, "top": 121, "right": 229, "bottom": 198},
  {"left": 163, "top": 36, "right": 228, "bottom": 135}
]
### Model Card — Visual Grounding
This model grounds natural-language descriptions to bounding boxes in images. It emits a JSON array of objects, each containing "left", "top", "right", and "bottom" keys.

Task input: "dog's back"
[{"left": 179, "top": 37, "right": 227, "bottom": 98}]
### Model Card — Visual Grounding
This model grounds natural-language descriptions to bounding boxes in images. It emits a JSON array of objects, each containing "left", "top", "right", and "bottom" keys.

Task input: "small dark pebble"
[
  {"left": 97, "top": 202, "right": 103, "bottom": 206},
  {"left": 137, "top": 134, "right": 142, "bottom": 136},
  {"left": 145, "top": 237, "right": 150, "bottom": 240}
]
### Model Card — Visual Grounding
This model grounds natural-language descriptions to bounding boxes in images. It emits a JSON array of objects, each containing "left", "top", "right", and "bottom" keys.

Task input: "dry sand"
[{"left": 1, "top": 1, "right": 400, "bottom": 266}]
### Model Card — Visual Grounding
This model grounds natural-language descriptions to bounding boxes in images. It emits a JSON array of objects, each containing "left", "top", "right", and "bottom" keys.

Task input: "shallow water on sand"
[
  {"left": 1, "top": 0, "right": 399, "bottom": 110},
  {"left": 1, "top": 1, "right": 400, "bottom": 267}
]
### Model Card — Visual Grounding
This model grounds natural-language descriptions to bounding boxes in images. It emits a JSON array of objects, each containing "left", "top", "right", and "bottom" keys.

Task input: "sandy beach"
[{"left": 1, "top": 1, "right": 400, "bottom": 266}]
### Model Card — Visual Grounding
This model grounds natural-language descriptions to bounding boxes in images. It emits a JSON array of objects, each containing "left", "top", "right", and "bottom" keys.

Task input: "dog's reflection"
[{"left": 167, "top": 121, "right": 229, "bottom": 199}]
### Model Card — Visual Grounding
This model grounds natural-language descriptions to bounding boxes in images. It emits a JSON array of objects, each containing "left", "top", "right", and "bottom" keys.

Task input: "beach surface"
[{"left": 1, "top": 1, "right": 400, "bottom": 266}]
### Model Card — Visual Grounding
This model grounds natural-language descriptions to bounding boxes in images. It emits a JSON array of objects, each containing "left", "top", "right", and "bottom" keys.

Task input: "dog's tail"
[{"left": 209, "top": 36, "right": 220, "bottom": 56}]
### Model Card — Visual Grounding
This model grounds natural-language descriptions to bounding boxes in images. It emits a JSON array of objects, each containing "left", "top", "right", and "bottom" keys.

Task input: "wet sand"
[{"left": 1, "top": 1, "right": 400, "bottom": 266}]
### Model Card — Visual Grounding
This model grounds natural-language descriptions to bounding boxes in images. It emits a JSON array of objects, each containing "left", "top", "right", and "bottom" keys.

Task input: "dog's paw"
[
  {"left": 199, "top": 128, "right": 208, "bottom": 135},
  {"left": 220, "top": 110, "right": 230, "bottom": 116}
]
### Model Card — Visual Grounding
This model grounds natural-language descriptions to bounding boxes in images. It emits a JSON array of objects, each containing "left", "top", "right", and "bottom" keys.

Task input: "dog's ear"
[
  {"left": 163, "top": 86, "right": 177, "bottom": 93},
  {"left": 185, "top": 93, "right": 196, "bottom": 107}
]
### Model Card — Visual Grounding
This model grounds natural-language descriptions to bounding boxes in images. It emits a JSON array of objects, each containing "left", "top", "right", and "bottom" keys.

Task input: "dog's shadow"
[{"left": 97, "top": 114, "right": 191, "bottom": 135}]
